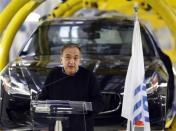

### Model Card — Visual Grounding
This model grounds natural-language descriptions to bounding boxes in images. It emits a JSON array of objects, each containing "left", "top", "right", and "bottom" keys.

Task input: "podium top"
[{"left": 31, "top": 100, "right": 93, "bottom": 115}]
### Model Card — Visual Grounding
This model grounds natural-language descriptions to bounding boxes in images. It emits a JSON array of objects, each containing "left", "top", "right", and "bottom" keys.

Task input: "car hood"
[{"left": 1, "top": 55, "right": 160, "bottom": 96}]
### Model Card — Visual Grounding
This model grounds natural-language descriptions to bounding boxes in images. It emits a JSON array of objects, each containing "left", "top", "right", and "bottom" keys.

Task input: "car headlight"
[
  {"left": 146, "top": 72, "right": 167, "bottom": 94},
  {"left": 0, "top": 67, "right": 30, "bottom": 96}
]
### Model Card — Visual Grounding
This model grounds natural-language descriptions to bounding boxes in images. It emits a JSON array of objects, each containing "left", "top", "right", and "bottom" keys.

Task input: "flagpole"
[
  {"left": 129, "top": 3, "right": 139, "bottom": 131},
  {"left": 121, "top": 1, "right": 150, "bottom": 131}
]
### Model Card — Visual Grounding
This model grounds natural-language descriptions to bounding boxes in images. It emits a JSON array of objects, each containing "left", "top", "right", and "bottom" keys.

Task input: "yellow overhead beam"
[
  {"left": 146, "top": 0, "right": 176, "bottom": 62},
  {"left": 63, "top": 2, "right": 82, "bottom": 17},
  {"left": 48, "top": 0, "right": 82, "bottom": 18},
  {"left": 0, "top": 0, "right": 44, "bottom": 71},
  {"left": 0, "top": 0, "right": 30, "bottom": 36},
  {"left": 146, "top": 0, "right": 176, "bottom": 43},
  {"left": 166, "top": 0, "right": 176, "bottom": 8},
  {"left": 99, "top": 0, "right": 134, "bottom": 15},
  {"left": 98, "top": 0, "right": 167, "bottom": 29}
]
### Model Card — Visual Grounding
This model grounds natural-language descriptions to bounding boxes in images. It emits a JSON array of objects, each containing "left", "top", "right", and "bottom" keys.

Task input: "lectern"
[{"left": 31, "top": 100, "right": 93, "bottom": 131}]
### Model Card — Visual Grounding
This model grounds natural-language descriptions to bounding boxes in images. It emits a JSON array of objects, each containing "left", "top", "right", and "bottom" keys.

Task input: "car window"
[
  {"left": 20, "top": 20, "right": 155, "bottom": 57},
  {"left": 21, "top": 31, "right": 39, "bottom": 56}
]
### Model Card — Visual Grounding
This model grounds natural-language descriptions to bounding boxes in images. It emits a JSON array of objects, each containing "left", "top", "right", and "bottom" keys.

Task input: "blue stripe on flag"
[
  {"left": 145, "top": 117, "right": 150, "bottom": 122},
  {"left": 133, "top": 81, "right": 150, "bottom": 125},
  {"left": 133, "top": 113, "right": 142, "bottom": 125},
  {"left": 143, "top": 96, "right": 149, "bottom": 112},
  {"left": 134, "top": 85, "right": 141, "bottom": 95},
  {"left": 142, "top": 83, "right": 146, "bottom": 91},
  {"left": 133, "top": 100, "right": 141, "bottom": 112}
]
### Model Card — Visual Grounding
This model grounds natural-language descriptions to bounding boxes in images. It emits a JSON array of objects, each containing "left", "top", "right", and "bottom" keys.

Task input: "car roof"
[{"left": 40, "top": 15, "right": 135, "bottom": 27}]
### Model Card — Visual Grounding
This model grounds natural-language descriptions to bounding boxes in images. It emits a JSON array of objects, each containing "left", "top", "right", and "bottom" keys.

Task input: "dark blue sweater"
[{"left": 39, "top": 66, "right": 104, "bottom": 131}]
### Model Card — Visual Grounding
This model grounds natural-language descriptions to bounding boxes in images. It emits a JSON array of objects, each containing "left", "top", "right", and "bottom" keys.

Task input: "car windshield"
[{"left": 20, "top": 20, "right": 155, "bottom": 56}]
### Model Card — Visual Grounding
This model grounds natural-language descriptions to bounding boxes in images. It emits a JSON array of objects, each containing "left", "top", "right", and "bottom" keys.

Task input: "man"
[{"left": 38, "top": 43, "right": 104, "bottom": 131}]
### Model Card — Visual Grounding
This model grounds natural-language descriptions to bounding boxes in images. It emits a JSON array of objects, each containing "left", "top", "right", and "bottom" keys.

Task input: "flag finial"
[
  {"left": 134, "top": 2, "right": 138, "bottom": 20},
  {"left": 134, "top": 2, "right": 138, "bottom": 13}
]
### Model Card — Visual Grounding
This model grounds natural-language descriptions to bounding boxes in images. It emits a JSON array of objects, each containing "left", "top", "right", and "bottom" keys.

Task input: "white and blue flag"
[{"left": 121, "top": 12, "right": 151, "bottom": 131}]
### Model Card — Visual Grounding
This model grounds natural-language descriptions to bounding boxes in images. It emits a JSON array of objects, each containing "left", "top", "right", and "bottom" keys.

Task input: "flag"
[{"left": 121, "top": 17, "right": 150, "bottom": 131}]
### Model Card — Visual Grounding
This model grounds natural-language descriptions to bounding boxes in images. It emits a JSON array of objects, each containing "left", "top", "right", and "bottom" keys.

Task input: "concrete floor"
[
  {"left": 94, "top": 126, "right": 164, "bottom": 131},
  {"left": 94, "top": 125, "right": 124, "bottom": 131}
]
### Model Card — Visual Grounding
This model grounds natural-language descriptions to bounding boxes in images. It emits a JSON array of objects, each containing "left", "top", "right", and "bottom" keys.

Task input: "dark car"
[{"left": 0, "top": 14, "right": 174, "bottom": 130}]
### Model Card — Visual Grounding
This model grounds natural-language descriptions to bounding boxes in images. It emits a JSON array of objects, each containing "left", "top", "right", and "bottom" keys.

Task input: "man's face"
[{"left": 60, "top": 47, "right": 81, "bottom": 76}]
